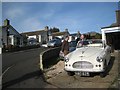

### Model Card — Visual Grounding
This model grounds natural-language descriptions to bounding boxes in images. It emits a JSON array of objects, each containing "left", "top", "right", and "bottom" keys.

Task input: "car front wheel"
[
  {"left": 100, "top": 72, "right": 106, "bottom": 78},
  {"left": 100, "top": 60, "right": 107, "bottom": 78}
]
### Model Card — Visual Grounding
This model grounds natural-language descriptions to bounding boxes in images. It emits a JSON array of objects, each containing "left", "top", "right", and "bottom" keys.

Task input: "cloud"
[
  {"left": 3, "top": 7, "right": 25, "bottom": 19},
  {"left": 19, "top": 17, "right": 41, "bottom": 32},
  {"left": 42, "top": 9, "right": 55, "bottom": 20}
]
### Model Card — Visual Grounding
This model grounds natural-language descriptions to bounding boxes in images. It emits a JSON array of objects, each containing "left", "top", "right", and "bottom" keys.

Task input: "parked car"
[
  {"left": 47, "top": 39, "right": 62, "bottom": 47},
  {"left": 53, "top": 37, "right": 62, "bottom": 41},
  {"left": 64, "top": 40, "right": 111, "bottom": 77},
  {"left": 28, "top": 38, "right": 38, "bottom": 46}
]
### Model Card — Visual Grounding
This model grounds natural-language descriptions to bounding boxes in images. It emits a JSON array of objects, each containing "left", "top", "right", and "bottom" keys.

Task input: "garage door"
[{"left": 106, "top": 32, "right": 120, "bottom": 50}]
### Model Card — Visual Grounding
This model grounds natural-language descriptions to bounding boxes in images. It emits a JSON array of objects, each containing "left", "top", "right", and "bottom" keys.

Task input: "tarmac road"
[{"left": 2, "top": 47, "right": 57, "bottom": 88}]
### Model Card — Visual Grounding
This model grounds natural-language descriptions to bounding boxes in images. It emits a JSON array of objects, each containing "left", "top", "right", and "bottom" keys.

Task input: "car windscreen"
[
  {"left": 87, "top": 40, "right": 103, "bottom": 47},
  {"left": 77, "top": 41, "right": 89, "bottom": 48},
  {"left": 92, "top": 40, "right": 102, "bottom": 44}
]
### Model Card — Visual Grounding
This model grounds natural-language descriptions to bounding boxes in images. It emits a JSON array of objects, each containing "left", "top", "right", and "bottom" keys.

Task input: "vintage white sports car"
[{"left": 64, "top": 40, "right": 111, "bottom": 77}]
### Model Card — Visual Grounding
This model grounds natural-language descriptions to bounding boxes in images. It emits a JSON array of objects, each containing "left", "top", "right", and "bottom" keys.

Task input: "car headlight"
[
  {"left": 96, "top": 56, "right": 103, "bottom": 62},
  {"left": 64, "top": 57, "right": 69, "bottom": 62}
]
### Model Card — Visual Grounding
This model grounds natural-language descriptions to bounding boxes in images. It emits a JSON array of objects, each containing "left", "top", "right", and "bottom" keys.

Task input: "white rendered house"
[{"left": 101, "top": 10, "right": 120, "bottom": 50}]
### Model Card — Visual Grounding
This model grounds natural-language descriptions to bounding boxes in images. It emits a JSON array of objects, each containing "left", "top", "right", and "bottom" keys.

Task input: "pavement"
[{"left": 109, "top": 50, "right": 120, "bottom": 89}]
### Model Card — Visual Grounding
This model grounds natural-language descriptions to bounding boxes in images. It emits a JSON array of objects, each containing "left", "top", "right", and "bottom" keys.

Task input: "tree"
[
  {"left": 50, "top": 27, "right": 60, "bottom": 33},
  {"left": 94, "top": 33, "right": 102, "bottom": 39}
]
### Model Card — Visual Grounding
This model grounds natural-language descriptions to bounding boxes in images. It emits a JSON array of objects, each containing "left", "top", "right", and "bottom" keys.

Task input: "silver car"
[{"left": 47, "top": 39, "right": 62, "bottom": 47}]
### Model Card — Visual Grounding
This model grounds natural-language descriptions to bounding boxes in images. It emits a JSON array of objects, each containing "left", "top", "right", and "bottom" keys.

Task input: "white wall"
[
  {"left": 9, "top": 35, "right": 14, "bottom": 45},
  {"left": 68, "top": 36, "right": 73, "bottom": 42},
  {"left": 49, "top": 36, "right": 52, "bottom": 41},
  {"left": 38, "top": 35, "right": 41, "bottom": 43},
  {"left": 28, "top": 35, "right": 37, "bottom": 39},
  {"left": 101, "top": 26, "right": 120, "bottom": 44},
  {"left": 55, "top": 36, "right": 63, "bottom": 39}
]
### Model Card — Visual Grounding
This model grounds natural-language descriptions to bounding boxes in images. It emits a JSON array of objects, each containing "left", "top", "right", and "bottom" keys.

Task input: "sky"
[{"left": 2, "top": 2, "right": 119, "bottom": 34}]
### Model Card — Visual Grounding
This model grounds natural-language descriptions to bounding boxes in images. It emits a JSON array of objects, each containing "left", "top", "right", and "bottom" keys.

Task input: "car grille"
[{"left": 73, "top": 61, "right": 93, "bottom": 69}]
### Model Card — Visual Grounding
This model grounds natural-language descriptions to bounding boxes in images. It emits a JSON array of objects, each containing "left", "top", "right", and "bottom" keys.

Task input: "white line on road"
[
  {"left": 2, "top": 65, "right": 14, "bottom": 77},
  {"left": 0, "top": 65, "right": 14, "bottom": 90}
]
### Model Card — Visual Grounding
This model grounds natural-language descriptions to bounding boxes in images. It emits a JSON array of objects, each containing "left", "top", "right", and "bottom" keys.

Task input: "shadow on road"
[{"left": 2, "top": 70, "right": 45, "bottom": 89}]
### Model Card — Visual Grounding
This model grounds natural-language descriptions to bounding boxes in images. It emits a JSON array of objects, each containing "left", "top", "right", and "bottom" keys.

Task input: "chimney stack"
[
  {"left": 116, "top": 10, "right": 120, "bottom": 25},
  {"left": 4, "top": 19, "right": 10, "bottom": 26},
  {"left": 44, "top": 26, "right": 49, "bottom": 31}
]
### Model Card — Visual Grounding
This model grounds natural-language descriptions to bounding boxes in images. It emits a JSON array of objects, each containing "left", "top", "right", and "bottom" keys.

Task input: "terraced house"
[
  {"left": 0, "top": 19, "right": 23, "bottom": 48},
  {"left": 21, "top": 26, "right": 60, "bottom": 45}
]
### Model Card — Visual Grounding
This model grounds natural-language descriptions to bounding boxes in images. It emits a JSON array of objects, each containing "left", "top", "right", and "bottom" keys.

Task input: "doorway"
[{"left": 106, "top": 32, "right": 120, "bottom": 50}]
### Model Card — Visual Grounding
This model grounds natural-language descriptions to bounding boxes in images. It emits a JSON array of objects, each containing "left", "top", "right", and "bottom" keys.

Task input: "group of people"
[{"left": 61, "top": 35, "right": 84, "bottom": 56}]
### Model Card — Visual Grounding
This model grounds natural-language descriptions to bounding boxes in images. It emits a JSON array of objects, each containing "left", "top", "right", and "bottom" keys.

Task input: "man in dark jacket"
[{"left": 61, "top": 35, "right": 69, "bottom": 56}]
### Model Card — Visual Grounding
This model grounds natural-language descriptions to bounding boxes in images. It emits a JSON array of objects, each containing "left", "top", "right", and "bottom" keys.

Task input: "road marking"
[{"left": 2, "top": 65, "right": 14, "bottom": 77}]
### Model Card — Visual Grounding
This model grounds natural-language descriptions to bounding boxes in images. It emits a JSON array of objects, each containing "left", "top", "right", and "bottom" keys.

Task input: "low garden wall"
[{"left": 39, "top": 47, "right": 61, "bottom": 70}]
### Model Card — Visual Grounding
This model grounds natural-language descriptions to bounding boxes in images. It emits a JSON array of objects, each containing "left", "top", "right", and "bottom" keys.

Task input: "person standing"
[
  {"left": 77, "top": 34, "right": 85, "bottom": 47},
  {"left": 61, "top": 35, "right": 69, "bottom": 56}
]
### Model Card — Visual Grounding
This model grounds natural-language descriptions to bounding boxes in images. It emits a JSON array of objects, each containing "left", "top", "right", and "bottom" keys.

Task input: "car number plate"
[{"left": 75, "top": 72, "right": 90, "bottom": 76}]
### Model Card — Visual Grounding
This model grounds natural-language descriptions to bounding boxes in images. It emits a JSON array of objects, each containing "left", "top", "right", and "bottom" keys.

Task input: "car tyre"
[
  {"left": 104, "top": 60, "right": 107, "bottom": 69},
  {"left": 67, "top": 71, "right": 75, "bottom": 76},
  {"left": 100, "top": 72, "right": 106, "bottom": 78},
  {"left": 100, "top": 60, "right": 107, "bottom": 78},
  {"left": 90, "top": 73, "right": 95, "bottom": 77}
]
